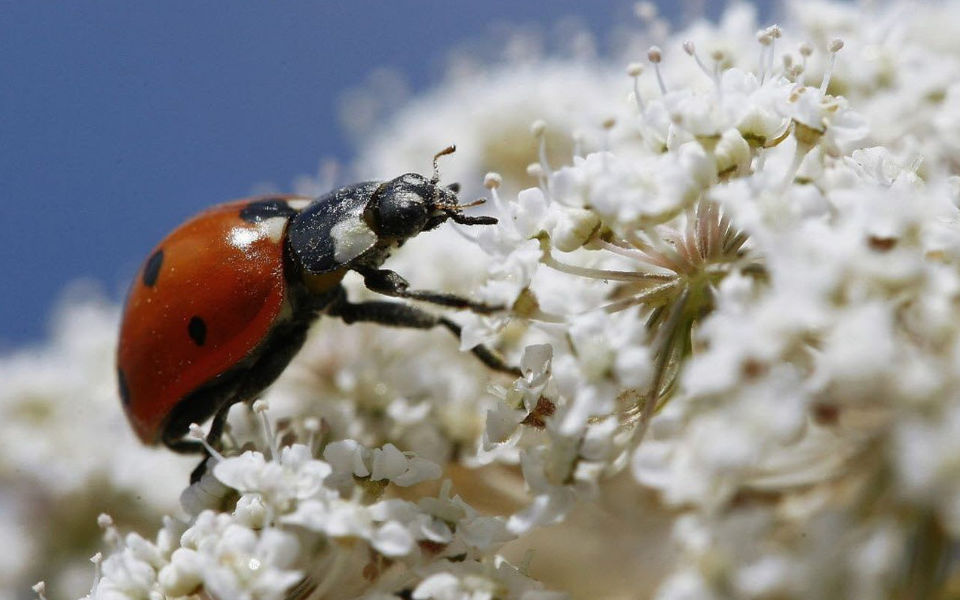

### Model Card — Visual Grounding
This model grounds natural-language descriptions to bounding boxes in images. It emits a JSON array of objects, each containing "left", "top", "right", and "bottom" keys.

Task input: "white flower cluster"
[
  {"left": 81, "top": 414, "right": 559, "bottom": 600},
  {"left": 13, "top": 1, "right": 960, "bottom": 599},
  {"left": 378, "top": 0, "right": 960, "bottom": 595}
]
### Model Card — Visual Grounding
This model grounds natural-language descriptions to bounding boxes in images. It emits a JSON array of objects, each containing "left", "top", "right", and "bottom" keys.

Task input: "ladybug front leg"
[
  {"left": 435, "top": 316, "right": 520, "bottom": 377},
  {"left": 164, "top": 438, "right": 205, "bottom": 454},
  {"left": 327, "top": 294, "right": 520, "bottom": 377},
  {"left": 163, "top": 403, "right": 233, "bottom": 483},
  {"left": 355, "top": 266, "right": 504, "bottom": 314}
]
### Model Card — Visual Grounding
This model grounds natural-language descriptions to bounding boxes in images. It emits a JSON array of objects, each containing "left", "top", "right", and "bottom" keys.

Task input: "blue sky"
[{"left": 0, "top": 1, "right": 772, "bottom": 348}]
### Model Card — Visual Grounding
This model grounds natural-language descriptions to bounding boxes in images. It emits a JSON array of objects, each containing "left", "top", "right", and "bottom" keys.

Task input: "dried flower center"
[{"left": 542, "top": 199, "right": 752, "bottom": 429}]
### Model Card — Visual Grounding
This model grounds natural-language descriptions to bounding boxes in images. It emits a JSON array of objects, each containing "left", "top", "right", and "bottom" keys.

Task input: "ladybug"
[{"left": 117, "top": 147, "right": 516, "bottom": 457}]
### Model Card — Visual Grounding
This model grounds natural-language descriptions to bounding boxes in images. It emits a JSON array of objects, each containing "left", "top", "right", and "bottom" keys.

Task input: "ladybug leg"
[
  {"left": 165, "top": 438, "right": 205, "bottom": 454},
  {"left": 183, "top": 408, "right": 231, "bottom": 484},
  {"left": 188, "top": 403, "right": 237, "bottom": 483},
  {"left": 436, "top": 316, "right": 520, "bottom": 377},
  {"left": 162, "top": 400, "right": 232, "bottom": 455},
  {"left": 189, "top": 458, "right": 211, "bottom": 484},
  {"left": 356, "top": 267, "right": 504, "bottom": 314},
  {"left": 327, "top": 294, "right": 520, "bottom": 377},
  {"left": 206, "top": 403, "right": 231, "bottom": 449},
  {"left": 162, "top": 404, "right": 232, "bottom": 483},
  {"left": 163, "top": 438, "right": 214, "bottom": 483}
]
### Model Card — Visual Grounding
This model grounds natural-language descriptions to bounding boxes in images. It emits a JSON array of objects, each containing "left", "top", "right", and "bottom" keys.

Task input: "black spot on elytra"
[
  {"left": 142, "top": 249, "right": 164, "bottom": 287},
  {"left": 117, "top": 368, "right": 131, "bottom": 407},
  {"left": 239, "top": 198, "right": 299, "bottom": 223},
  {"left": 188, "top": 316, "right": 207, "bottom": 346}
]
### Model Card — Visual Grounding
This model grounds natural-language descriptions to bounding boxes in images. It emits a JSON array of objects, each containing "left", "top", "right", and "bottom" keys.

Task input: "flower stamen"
[
  {"left": 757, "top": 29, "right": 773, "bottom": 83},
  {"left": 252, "top": 400, "right": 278, "bottom": 460},
  {"left": 627, "top": 62, "right": 646, "bottom": 114},
  {"left": 32, "top": 582, "right": 46, "bottom": 600},
  {"left": 97, "top": 513, "right": 122, "bottom": 550},
  {"left": 799, "top": 41, "right": 813, "bottom": 86},
  {"left": 304, "top": 417, "right": 321, "bottom": 456},
  {"left": 683, "top": 40, "right": 713, "bottom": 80},
  {"left": 90, "top": 552, "right": 103, "bottom": 591},
  {"left": 531, "top": 120, "right": 551, "bottom": 177},
  {"left": 189, "top": 423, "right": 225, "bottom": 462},
  {"left": 820, "top": 38, "right": 845, "bottom": 94},
  {"left": 647, "top": 46, "right": 667, "bottom": 94}
]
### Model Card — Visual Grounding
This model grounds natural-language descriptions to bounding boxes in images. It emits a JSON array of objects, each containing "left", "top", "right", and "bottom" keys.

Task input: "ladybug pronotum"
[{"left": 117, "top": 147, "right": 516, "bottom": 459}]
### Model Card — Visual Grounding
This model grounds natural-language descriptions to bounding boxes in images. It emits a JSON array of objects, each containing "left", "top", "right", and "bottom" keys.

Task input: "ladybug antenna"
[
  {"left": 456, "top": 197, "right": 487, "bottom": 209},
  {"left": 431, "top": 145, "right": 456, "bottom": 185}
]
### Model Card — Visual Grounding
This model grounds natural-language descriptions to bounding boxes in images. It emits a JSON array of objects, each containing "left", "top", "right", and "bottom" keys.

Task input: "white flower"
[
  {"left": 413, "top": 572, "right": 469, "bottom": 600},
  {"left": 159, "top": 512, "right": 302, "bottom": 600},
  {"left": 323, "top": 438, "right": 371, "bottom": 479},
  {"left": 282, "top": 497, "right": 372, "bottom": 540},
  {"left": 369, "top": 520, "right": 416, "bottom": 557},
  {"left": 95, "top": 535, "right": 164, "bottom": 599},
  {"left": 411, "top": 558, "right": 567, "bottom": 600},
  {"left": 507, "top": 449, "right": 576, "bottom": 535},
  {"left": 213, "top": 444, "right": 331, "bottom": 511},
  {"left": 371, "top": 443, "right": 443, "bottom": 487},
  {"left": 322, "top": 440, "right": 442, "bottom": 490},
  {"left": 200, "top": 525, "right": 302, "bottom": 600}
]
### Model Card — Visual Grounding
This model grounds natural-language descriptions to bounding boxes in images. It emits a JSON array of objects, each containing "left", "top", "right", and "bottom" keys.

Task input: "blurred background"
[{"left": 0, "top": 0, "right": 776, "bottom": 349}]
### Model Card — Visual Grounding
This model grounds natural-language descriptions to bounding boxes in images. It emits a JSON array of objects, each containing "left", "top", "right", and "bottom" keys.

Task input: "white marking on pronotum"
[
  {"left": 286, "top": 198, "right": 311, "bottom": 211},
  {"left": 258, "top": 216, "right": 288, "bottom": 244},
  {"left": 230, "top": 216, "right": 288, "bottom": 249},
  {"left": 331, "top": 215, "right": 377, "bottom": 263}
]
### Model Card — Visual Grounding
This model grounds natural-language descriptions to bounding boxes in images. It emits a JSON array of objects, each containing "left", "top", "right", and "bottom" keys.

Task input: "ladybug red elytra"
[{"left": 117, "top": 147, "right": 516, "bottom": 457}]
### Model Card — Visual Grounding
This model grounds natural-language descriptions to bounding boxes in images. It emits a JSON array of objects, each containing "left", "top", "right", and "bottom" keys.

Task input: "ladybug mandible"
[{"left": 117, "top": 147, "right": 516, "bottom": 454}]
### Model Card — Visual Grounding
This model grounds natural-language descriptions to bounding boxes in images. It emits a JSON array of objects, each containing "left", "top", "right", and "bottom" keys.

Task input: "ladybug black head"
[
  {"left": 365, "top": 173, "right": 448, "bottom": 239},
  {"left": 365, "top": 172, "right": 496, "bottom": 240}
]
